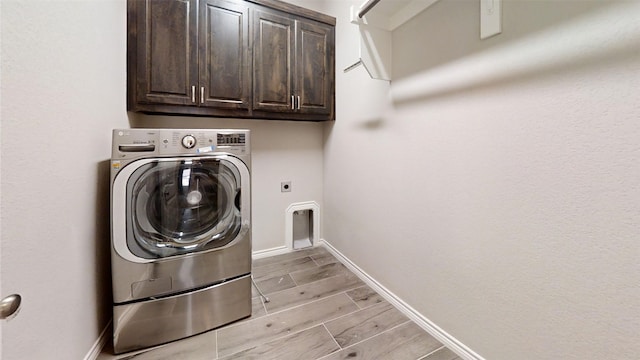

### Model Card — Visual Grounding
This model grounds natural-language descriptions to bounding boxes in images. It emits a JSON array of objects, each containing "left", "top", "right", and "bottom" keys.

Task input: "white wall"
[
  {"left": 0, "top": 1, "right": 323, "bottom": 359},
  {"left": 0, "top": 1, "right": 3, "bottom": 352},
  {"left": 1, "top": 1, "right": 127, "bottom": 358},
  {"left": 323, "top": 0, "right": 640, "bottom": 359}
]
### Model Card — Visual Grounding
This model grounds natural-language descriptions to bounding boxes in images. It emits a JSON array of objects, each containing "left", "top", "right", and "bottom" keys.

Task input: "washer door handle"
[{"left": 234, "top": 189, "right": 241, "bottom": 211}]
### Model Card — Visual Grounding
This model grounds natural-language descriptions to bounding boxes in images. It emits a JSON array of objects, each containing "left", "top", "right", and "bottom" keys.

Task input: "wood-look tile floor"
[{"left": 98, "top": 246, "right": 461, "bottom": 360}]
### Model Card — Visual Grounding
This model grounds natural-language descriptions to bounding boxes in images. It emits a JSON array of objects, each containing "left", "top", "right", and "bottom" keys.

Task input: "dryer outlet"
[{"left": 281, "top": 181, "right": 292, "bottom": 192}]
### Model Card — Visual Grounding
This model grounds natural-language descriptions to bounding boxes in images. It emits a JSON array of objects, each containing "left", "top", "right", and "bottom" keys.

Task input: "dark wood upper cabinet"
[
  {"left": 295, "top": 19, "right": 334, "bottom": 116},
  {"left": 253, "top": 7, "right": 334, "bottom": 118},
  {"left": 127, "top": 0, "right": 335, "bottom": 121},
  {"left": 200, "top": 0, "right": 251, "bottom": 110},
  {"left": 252, "top": 9, "right": 295, "bottom": 113},
  {"left": 130, "top": 0, "right": 198, "bottom": 106}
]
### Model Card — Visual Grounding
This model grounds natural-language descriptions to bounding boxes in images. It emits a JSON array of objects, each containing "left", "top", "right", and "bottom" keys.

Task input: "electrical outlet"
[{"left": 281, "top": 181, "right": 292, "bottom": 192}]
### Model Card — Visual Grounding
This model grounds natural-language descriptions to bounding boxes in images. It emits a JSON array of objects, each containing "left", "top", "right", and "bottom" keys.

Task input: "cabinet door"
[
  {"left": 252, "top": 9, "right": 295, "bottom": 113},
  {"left": 295, "top": 19, "right": 334, "bottom": 116},
  {"left": 133, "top": 0, "right": 198, "bottom": 106},
  {"left": 200, "top": 0, "right": 251, "bottom": 110}
]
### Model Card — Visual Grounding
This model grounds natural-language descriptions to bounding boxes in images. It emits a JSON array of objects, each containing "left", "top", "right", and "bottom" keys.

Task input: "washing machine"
[{"left": 110, "top": 129, "right": 251, "bottom": 354}]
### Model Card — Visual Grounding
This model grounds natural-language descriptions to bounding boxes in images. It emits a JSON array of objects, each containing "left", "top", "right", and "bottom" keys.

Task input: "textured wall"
[
  {"left": 0, "top": 1, "right": 323, "bottom": 359},
  {"left": 323, "top": 0, "right": 640, "bottom": 359},
  {"left": 1, "top": 1, "right": 127, "bottom": 358}
]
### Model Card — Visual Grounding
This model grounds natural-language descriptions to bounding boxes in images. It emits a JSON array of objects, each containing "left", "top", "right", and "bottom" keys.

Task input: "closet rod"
[{"left": 358, "top": 0, "right": 381, "bottom": 18}]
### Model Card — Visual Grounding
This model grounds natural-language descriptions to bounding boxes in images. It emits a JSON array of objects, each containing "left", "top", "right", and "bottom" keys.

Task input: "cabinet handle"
[
  {"left": 297, "top": 96, "right": 301, "bottom": 110},
  {"left": 200, "top": 87, "right": 205, "bottom": 104},
  {"left": 291, "top": 95, "right": 295, "bottom": 110},
  {"left": 191, "top": 86, "right": 196, "bottom": 103}
]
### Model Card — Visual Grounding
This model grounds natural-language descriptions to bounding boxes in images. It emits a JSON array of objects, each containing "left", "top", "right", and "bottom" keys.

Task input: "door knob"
[{"left": 0, "top": 294, "right": 22, "bottom": 321}]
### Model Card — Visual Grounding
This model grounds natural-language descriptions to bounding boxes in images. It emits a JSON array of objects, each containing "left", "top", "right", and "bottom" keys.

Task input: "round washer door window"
[{"left": 126, "top": 158, "right": 243, "bottom": 259}]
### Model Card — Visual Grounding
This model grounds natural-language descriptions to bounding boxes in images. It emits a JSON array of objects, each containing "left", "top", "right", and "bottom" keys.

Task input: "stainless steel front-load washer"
[{"left": 110, "top": 129, "right": 251, "bottom": 354}]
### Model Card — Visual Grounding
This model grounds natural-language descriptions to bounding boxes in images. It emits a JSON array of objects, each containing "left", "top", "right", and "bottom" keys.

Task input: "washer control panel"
[
  {"left": 113, "top": 129, "right": 250, "bottom": 159},
  {"left": 112, "top": 129, "right": 250, "bottom": 179}
]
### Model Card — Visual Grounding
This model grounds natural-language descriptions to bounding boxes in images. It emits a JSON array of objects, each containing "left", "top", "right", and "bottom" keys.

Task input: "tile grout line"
[
  {"left": 290, "top": 273, "right": 300, "bottom": 287},
  {"left": 217, "top": 291, "right": 356, "bottom": 334},
  {"left": 252, "top": 248, "right": 327, "bottom": 270},
  {"left": 257, "top": 261, "right": 318, "bottom": 314},
  {"left": 252, "top": 255, "right": 316, "bottom": 276},
  {"left": 262, "top": 282, "right": 365, "bottom": 316},
  {"left": 289, "top": 262, "right": 347, "bottom": 285},
  {"left": 261, "top": 262, "right": 349, "bottom": 292},
  {"left": 344, "top": 289, "right": 361, "bottom": 308},
  {"left": 250, "top": 261, "right": 361, "bottom": 334},
  {"left": 268, "top": 289, "right": 356, "bottom": 316},
  {"left": 215, "top": 329, "right": 219, "bottom": 360},
  {"left": 347, "top": 286, "right": 385, "bottom": 311},
  {"left": 320, "top": 323, "right": 343, "bottom": 360},
  {"left": 310, "top": 254, "right": 322, "bottom": 267},
  {"left": 259, "top": 272, "right": 364, "bottom": 310},
  {"left": 322, "top": 291, "right": 387, "bottom": 326},
  {"left": 417, "top": 345, "right": 446, "bottom": 360},
  {"left": 217, "top": 279, "right": 364, "bottom": 359},
  {"left": 220, "top": 323, "right": 334, "bottom": 360},
  {"left": 236, "top": 255, "right": 360, "bottom": 357},
  {"left": 321, "top": 319, "right": 414, "bottom": 356},
  {"left": 252, "top": 274, "right": 294, "bottom": 296},
  {"left": 252, "top": 253, "right": 311, "bottom": 268}
]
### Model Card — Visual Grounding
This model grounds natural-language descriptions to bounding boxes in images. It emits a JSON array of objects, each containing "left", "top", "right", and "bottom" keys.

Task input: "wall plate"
[
  {"left": 481, "top": 0, "right": 502, "bottom": 39},
  {"left": 281, "top": 181, "right": 292, "bottom": 192}
]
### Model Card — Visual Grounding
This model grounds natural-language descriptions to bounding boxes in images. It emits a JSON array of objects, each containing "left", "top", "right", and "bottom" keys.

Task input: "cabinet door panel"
[
  {"left": 200, "top": 0, "right": 250, "bottom": 109},
  {"left": 136, "top": 0, "right": 198, "bottom": 105},
  {"left": 296, "top": 20, "right": 334, "bottom": 116},
  {"left": 253, "top": 9, "right": 295, "bottom": 112}
]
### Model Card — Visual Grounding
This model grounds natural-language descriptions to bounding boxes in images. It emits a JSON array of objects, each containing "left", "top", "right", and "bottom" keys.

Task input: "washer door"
[{"left": 113, "top": 155, "right": 250, "bottom": 261}]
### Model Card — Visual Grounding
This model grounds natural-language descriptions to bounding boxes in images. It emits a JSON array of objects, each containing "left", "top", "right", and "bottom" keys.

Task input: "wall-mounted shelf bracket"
[
  {"left": 344, "top": 0, "right": 440, "bottom": 81},
  {"left": 343, "top": 18, "right": 392, "bottom": 81},
  {"left": 343, "top": 59, "right": 363, "bottom": 73},
  {"left": 352, "top": 0, "right": 441, "bottom": 32}
]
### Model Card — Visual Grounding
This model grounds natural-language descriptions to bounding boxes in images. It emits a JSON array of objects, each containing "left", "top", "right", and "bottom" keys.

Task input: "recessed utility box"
[
  {"left": 286, "top": 201, "right": 320, "bottom": 250},
  {"left": 292, "top": 210, "right": 313, "bottom": 249}
]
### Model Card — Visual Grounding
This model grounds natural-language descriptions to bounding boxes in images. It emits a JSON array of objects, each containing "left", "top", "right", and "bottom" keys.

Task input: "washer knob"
[{"left": 182, "top": 135, "right": 196, "bottom": 149}]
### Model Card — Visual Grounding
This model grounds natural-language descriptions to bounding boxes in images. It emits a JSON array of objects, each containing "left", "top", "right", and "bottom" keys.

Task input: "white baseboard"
[
  {"left": 252, "top": 245, "right": 291, "bottom": 259},
  {"left": 83, "top": 321, "right": 111, "bottom": 360},
  {"left": 251, "top": 242, "right": 320, "bottom": 260},
  {"left": 320, "top": 239, "right": 485, "bottom": 360}
]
